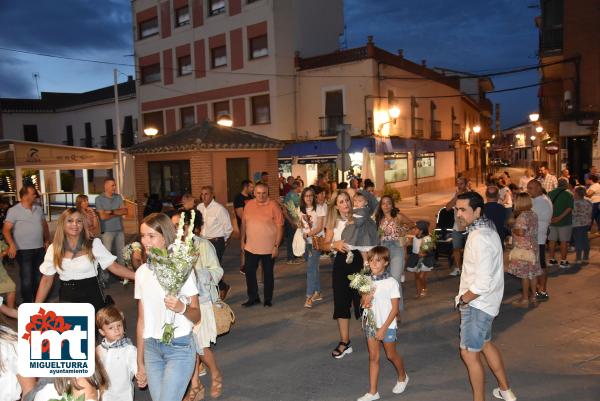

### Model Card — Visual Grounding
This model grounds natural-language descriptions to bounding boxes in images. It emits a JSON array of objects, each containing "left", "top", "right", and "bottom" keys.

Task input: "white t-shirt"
[
  {"left": 39, "top": 238, "right": 116, "bottom": 280},
  {"left": 300, "top": 204, "right": 327, "bottom": 240},
  {"left": 96, "top": 341, "right": 137, "bottom": 401},
  {"left": 0, "top": 328, "right": 21, "bottom": 401},
  {"left": 134, "top": 264, "right": 198, "bottom": 339},
  {"left": 519, "top": 176, "right": 533, "bottom": 191},
  {"left": 372, "top": 277, "right": 401, "bottom": 329},
  {"left": 332, "top": 218, "right": 348, "bottom": 242},
  {"left": 588, "top": 183, "right": 600, "bottom": 203},
  {"left": 499, "top": 187, "right": 513, "bottom": 208},
  {"left": 532, "top": 195, "right": 553, "bottom": 245},
  {"left": 411, "top": 235, "right": 431, "bottom": 254}
]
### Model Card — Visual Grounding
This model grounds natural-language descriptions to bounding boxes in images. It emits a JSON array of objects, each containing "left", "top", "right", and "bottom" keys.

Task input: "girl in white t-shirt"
[
  {"left": 135, "top": 213, "right": 201, "bottom": 401},
  {"left": 357, "top": 246, "right": 409, "bottom": 401}
]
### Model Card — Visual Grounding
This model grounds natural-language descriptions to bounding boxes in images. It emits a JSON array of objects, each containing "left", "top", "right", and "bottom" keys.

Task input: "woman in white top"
[
  {"left": 35, "top": 208, "right": 135, "bottom": 311},
  {"left": 322, "top": 191, "right": 362, "bottom": 359},
  {"left": 299, "top": 186, "right": 327, "bottom": 308},
  {"left": 0, "top": 323, "right": 35, "bottom": 401},
  {"left": 135, "top": 213, "right": 200, "bottom": 401},
  {"left": 519, "top": 169, "right": 534, "bottom": 192}
]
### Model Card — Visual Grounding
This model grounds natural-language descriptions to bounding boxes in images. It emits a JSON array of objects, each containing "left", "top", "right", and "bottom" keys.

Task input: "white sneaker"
[
  {"left": 392, "top": 374, "right": 409, "bottom": 394},
  {"left": 493, "top": 387, "right": 517, "bottom": 401},
  {"left": 449, "top": 267, "right": 461, "bottom": 276},
  {"left": 357, "top": 392, "right": 380, "bottom": 401}
]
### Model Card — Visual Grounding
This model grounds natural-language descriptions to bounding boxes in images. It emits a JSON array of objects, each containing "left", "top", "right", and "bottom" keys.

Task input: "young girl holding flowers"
[
  {"left": 358, "top": 246, "right": 408, "bottom": 401},
  {"left": 135, "top": 213, "right": 201, "bottom": 401}
]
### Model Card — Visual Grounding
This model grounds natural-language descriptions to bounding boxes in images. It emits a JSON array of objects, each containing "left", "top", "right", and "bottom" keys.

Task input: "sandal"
[
  {"left": 511, "top": 299, "right": 529, "bottom": 308},
  {"left": 331, "top": 341, "right": 353, "bottom": 359},
  {"left": 211, "top": 375, "right": 223, "bottom": 398},
  {"left": 184, "top": 383, "right": 205, "bottom": 401},
  {"left": 304, "top": 297, "right": 313, "bottom": 308}
]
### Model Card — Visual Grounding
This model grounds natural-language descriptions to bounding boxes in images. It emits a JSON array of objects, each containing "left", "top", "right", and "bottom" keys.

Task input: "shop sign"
[{"left": 544, "top": 142, "right": 559, "bottom": 155}]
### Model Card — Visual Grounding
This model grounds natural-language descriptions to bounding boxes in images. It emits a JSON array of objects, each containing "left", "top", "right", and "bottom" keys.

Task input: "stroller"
[{"left": 434, "top": 207, "right": 454, "bottom": 267}]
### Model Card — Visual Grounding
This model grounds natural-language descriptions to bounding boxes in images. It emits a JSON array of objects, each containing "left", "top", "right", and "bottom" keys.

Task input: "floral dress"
[{"left": 508, "top": 210, "right": 542, "bottom": 279}]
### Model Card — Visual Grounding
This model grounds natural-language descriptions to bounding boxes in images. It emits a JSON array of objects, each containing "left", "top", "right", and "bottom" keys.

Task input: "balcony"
[
  {"left": 452, "top": 123, "right": 461, "bottom": 140},
  {"left": 319, "top": 115, "right": 345, "bottom": 137},
  {"left": 540, "top": 26, "right": 563, "bottom": 55},
  {"left": 431, "top": 120, "right": 442, "bottom": 139},
  {"left": 80, "top": 138, "right": 94, "bottom": 148},
  {"left": 412, "top": 117, "right": 424, "bottom": 138},
  {"left": 479, "top": 98, "right": 493, "bottom": 117},
  {"left": 99, "top": 135, "right": 115, "bottom": 150}
]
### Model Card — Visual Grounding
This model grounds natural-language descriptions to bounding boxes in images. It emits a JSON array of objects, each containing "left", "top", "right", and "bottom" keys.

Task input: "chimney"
[
  {"left": 421, "top": 59, "right": 427, "bottom": 67},
  {"left": 127, "top": 75, "right": 133, "bottom": 82},
  {"left": 366, "top": 35, "right": 375, "bottom": 57},
  {"left": 397, "top": 49, "right": 404, "bottom": 58}
]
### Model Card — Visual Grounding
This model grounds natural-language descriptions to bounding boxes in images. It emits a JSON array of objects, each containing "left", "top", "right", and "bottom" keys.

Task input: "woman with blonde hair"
[
  {"left": 34, "top": 208, "right": 135, "bottom": 311},
  {"left": 76, "top": 194, "right": 100, "bottom": 237},
  {"left": 0, "top": 324, "right": 36, "bottom": 401},
  {"left": 507, "top": 193, "right": 542, "bottom": 308}
]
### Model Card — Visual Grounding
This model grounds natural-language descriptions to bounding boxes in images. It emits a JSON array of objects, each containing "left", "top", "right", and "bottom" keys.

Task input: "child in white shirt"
[
  {"left": 95, "top": 305, "right": 137, "bottom": 401},
  {"left": 357, "top": 246, "right": 409, "bottom": 401}
]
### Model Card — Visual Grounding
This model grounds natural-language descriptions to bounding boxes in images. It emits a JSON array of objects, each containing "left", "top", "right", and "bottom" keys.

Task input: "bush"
[{"left": 383, "top": 184, "right": 401, "bottom": 202}]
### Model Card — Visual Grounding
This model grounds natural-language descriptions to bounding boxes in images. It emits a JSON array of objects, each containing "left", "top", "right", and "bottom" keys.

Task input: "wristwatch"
[{"left": 458, "top": 296, "right": 468, "bottom": 307}]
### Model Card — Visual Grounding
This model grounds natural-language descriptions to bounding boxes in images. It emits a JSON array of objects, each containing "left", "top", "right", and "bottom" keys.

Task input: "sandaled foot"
[
  {"left": 511, "top": 298, "right": 529, "bottom": 308},
  {"left": 211, "top": 375, "right": 223, "bottom": 398},
  {"left": 331, "top": 341, "right": 353, "bottom": 359},
  {"left": 184, "top": 383, "right": 205, "bottom": 401}
]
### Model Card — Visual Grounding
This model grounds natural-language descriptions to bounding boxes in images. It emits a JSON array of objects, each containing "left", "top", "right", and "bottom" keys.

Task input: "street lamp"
[
  {"left": 144, "top": 127, "right": 159, "bottom": 136},
  {"left": 473, "top": 125, "right": 481, "bottom": 134},
  {"left": 388, "top": 106, "right": 400, "bottom": 121},
  {"left": 216, "top": 114, "right": 233, "bottom": 127},
  {"left": 536, "top": 126, "right": 543, "bottom": 133},
  {"left": 529, "top": 112, "right": 540, "bottom": 122}
]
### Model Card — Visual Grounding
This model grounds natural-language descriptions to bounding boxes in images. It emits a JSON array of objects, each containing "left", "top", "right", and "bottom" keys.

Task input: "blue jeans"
[
  {"left": 572, "top": 226, "right": 590, "bottom": 261},
  {"left": 16, "top": 247, "right": 45, "bottom": 303},
  {"left": 381, "top": 240, "right": 405, "bottom": 311},
  {"left": 459, "top": 305, "right": 494, "bottom": 352},
  {"left": 144, "top": 334, "right": 196, "bottom": 401},
  {"left": 100, "top": 230, "right": 124, "bottom": 283},
  {"left": 304, "top": 243, "right": 321, "bottom": 297}
]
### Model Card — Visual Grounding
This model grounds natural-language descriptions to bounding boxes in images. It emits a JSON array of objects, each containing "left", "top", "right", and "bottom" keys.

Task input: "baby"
[{"left": 341, "top": 192, "right": 379, "bottom": 265}]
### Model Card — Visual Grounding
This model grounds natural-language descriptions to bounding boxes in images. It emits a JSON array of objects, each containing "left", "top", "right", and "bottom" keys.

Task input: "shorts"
[
  {"left": 459, "top": 305, "right": 494, "bottom": 352},
  {"left": 383, "top": 328, "right": 397, "bottom": 343},
  {"left": 452, "top": 230, "right": 467, "bottom": 249},
  {"left": 548, "top": 225, "right": 572, "bottom": 242}
]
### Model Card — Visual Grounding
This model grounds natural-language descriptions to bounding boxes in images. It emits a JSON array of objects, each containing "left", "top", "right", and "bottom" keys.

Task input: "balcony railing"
[
  {"left": 319, "top": 115, "right": 345, "bottom": 137},
  {"left": 99, "top": 135, "right": 115, "bottom": 150},
  {"left": 412, "top": 117, "right": 424, "bottom": 138},
  {"left": 431, "top": 120, "right": 442, "bottom": 139},
  {"left": 452, "top": 123, "right": 461, "bottom": 140}
]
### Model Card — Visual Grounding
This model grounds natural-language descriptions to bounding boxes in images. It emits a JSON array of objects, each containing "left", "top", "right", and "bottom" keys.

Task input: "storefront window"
[
  {"left": 148, "top": 160, "right": 191, "bottom": 201},
  {"left": 417, "top": 152, "right": 436, "bottom": 178},
  {"left": 384, "top": 153, "right": 408, "bottom": 183}
]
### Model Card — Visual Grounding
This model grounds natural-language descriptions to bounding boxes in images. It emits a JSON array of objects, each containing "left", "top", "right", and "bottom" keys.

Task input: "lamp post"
[{"left": 473, "top": 124, "right": 481, "bottom": 186}]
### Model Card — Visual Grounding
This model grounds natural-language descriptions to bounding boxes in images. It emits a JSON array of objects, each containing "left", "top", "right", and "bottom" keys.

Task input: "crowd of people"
[{"left": 0, "top": 163, "right": 598, "bottom": 401}]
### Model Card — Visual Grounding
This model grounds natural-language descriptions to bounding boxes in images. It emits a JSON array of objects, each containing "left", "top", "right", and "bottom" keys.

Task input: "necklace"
[{"left": 64, "top": 236, "right": 84, "bottom": 255}]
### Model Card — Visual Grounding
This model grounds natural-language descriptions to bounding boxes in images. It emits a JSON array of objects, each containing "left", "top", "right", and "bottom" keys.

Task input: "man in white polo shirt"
[{"left": 454, "top": 191, "right": 516, "bottom": 401}]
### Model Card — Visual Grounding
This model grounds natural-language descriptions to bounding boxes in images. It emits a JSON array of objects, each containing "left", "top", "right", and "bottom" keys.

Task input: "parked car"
[{"left": 491, "top": 158, "right": 510, "bottom": 167}]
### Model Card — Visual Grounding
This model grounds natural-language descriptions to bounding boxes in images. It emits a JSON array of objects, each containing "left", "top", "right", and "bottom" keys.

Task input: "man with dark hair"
[
  {"left": 483, "top": 186, "right": 507, "bottom": 246},
  {"left": 234, "top": 179, "right": 254, "bottom": 274},
  {"left": 446, "top": 176, "right": 469, "bottom": 276},
  {"left": 3, "top": 184, "right": 50, "bottom": 303},
  {"left": 547, "top": 177, "right": 574, "bottom": 268},
  {"left": 259, "top": 171, "right": 269, "bottom": 184},
  {"left": 454, "top": 191, "right": 516, "bottom": 401},
  {"left": 537, "top": 164, "right": 558, "bottom": 193}
]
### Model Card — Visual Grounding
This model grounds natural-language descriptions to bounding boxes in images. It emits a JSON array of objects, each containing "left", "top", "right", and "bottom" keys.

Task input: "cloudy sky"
[{"left": 0, "top": 0, "right": 539, "bottom": 127}]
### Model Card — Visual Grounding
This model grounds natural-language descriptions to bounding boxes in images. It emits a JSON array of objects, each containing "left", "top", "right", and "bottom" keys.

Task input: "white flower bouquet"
[
  {"left": 147, "top": 211, "right": 198, "bottom": 345},
  {"left": 419, "top": 231, "right": 438, "bottom": 254},
  {"left": 285, "top": 199, "right": 300, "bottom": 225},
  {"left": 121, "top": 241, "right": 142, "bottom": 285},
  {"left": 348, "top": 268, "right": 377, "bottom": 337}
]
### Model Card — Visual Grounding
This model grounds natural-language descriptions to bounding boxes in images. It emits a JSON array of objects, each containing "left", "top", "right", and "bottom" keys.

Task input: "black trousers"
[
  {"left": 16, "top": 247, "right": 45, "bottom": 303},
  {"left": 332, "top": 250, "right": 362, "bottom": 320},
  {"left": 59, "top": 277, "right": 105, "bottom": 312},
  {"left": 208, "top": 237, "right": 229, "bottom": 291},
  {"left": 244, "top": 251, "right": 274, "bottom": 303}
]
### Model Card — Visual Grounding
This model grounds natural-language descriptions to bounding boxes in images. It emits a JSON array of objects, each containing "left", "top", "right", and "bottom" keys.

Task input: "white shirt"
[
  {"left": 372, "top": 277, "right": 401, "bottom": 329},
  {"left": 300, "top": 204, "right": 327, "bottom": 240},
  {"left": 134, "top": 264, "right": 198, "bottom": 339},
  {"left": 519, "top": 176, "right": 533, "bottom": 191},
  {"left": 499, "top": 187, "right": 512, "bottom": 208},
  {"left": 456, "top": 226, "right": 504, "bottom": 317},
  {"left": 532, "top": 194, "right": 553, "bottom": 244},
  {"left": 0, "top": 328, "right": 21, "bottom": 401},
  {"left": 96, "top": 340, "right": 137, "bottom": 401},
  {"left": 39, "top": 238, "right": 116, "bottom": 280},
  {"left": 197, "top": 200, "right": 233, "bottom": 241},
  {"left": 332, "top": 219, "right": 348, "bottom": 242},
  {"left": 588, "top": 183, "right": 600, "bottom": 203},
  {"left": 411, "top": 235, "right": 430, "bottom": 254}
]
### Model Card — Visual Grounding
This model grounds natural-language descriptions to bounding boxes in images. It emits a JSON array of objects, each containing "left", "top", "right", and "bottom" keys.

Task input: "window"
[
  {"left": 251, "top": 95, "right": 270, "bottom": 124},
  {"left": 122, "top": 116, "right": 135, "bottom": 147},
  {"left": 180, "top": 106, "right": 195, "bottom": 128},
  {"left": 416, "top": 153, "right": 436, "bottom": 178},
  {"left": 143, "top": 111, "right": 164, "bottom": 136},
  {"left": 211, "top": 46, "right": 227, "bottom": 68},
  {"left": 175, "top": 5, "right": 190, "bottom": 26},
  {"left": 141, "top": 63, "right": 161, "bottom": 84},
  {"left": 226, "top": 158, "right": 249, "bottom": 202},
  {"left": 149, "top": 160, "right": 191, "bottom": 200},
  {"left": 384, "top": 154, "right": 408, "bottom": 183},
  {"left": 249, "top": 35, "right": 268, "bottom": 59},
  {"left": 247, "top": 0, "right": 260, "bottom": 3},
  {"left": 23, "top": 125, "right": 38, "bottom": 142},
  {"left": 213, "top": 101, "right": 230, "bottom": 118},
  {"left": 139, "top": 18, "right": 159, "bottom": 39},
  {"left": 84, "top": 122, "right": 93, "bottom": 147},
  {"left": 65, "top": 125, "right": 74, "bottom": 146},
  {"left": 208, "top": 0, "right": 225, "bottom": 16},
  {"left": 178, "top": 55, "right": 192, "bottom": 76},
  {"left": 104, "top": 119, "right": 115, "bottom": 149}
]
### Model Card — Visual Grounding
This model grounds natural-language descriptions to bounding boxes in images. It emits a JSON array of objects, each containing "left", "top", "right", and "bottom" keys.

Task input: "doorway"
[
  {"left": 226, "top": 158, "right": 249, "bottom": 203},
  {"left": 566, "top": 136, "right": 592, "bottom": 183}
]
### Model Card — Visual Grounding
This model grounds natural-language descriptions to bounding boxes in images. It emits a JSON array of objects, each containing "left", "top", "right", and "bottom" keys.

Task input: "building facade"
[{"left": 536, "top": 0, "right": 600, "bottom": 181}]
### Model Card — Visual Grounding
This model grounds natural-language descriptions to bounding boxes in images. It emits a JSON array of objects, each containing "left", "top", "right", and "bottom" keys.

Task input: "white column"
[
  {"left": 82, "top": 169, "right": 89, "bottom": 195},
  {"left": 15, "top": 168, "right": 23, "bottom": 200},
  {"left": 55, "top": 169, "right": 62, "bottom": 192},
  {"left": 39, "top": 170, "right": 46, "bottom": 195}
]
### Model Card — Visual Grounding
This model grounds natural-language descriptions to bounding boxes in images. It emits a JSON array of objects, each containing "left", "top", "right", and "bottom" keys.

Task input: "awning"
[
  {"left": 278, "top": 136, "right": 454, "bottom": 159},
  {"left": 559, "top": 121, "right": 595, "bottom": 137}
]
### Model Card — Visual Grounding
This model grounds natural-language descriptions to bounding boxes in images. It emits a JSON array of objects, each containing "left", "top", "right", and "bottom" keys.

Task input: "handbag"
[
  {"left": 311, "top": 235, "right": 326, "bottom": 251},
  {"left": 213, "top": 300, "right": 235, "bottom": 335},
  {"left": 292, "top": 228, "right": 306, "bottom": 257},
  {"left": 508, "top": 247, "right": 536, "bottom": 264},
  {"left": 94, "top": 261, "right": 115, "bottom": 308}
]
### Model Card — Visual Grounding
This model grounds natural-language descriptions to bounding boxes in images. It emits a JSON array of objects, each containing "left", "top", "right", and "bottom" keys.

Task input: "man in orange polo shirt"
[{"left": 240, "top": 182, "right": 284, "bottom": 307}]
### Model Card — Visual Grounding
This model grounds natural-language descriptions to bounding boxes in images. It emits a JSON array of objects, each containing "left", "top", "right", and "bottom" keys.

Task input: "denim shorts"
[
  {"left": 459, "top": 305, "right": 494, "bottom": 352},
  {"left": 383, "top": 328, "right": 397, "bottom": 343},
  {"left": 452, "top": 230, "right": 467, "bottom": 249}
]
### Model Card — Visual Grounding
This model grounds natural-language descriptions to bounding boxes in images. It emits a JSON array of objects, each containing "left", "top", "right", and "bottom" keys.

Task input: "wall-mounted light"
[
  {"left": 536, "top": 126, "right": 543, "bottom": 133},
  {"left": 473, "top": 125, "right": 481, "bottom": 134},
  {"left": 529, "top": 112, "right": 539, "bottom": 122},
  {"left": 144, "top": 127, "right": 159, "bottom": 136},
  {"left": 217, "top": 114, "right": 233, "bottom": 127}
]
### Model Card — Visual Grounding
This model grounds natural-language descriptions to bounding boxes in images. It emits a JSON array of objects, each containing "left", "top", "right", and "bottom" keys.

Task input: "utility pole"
[{"left": 113, "top": 69, "right": 124, "bottom": 195}]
